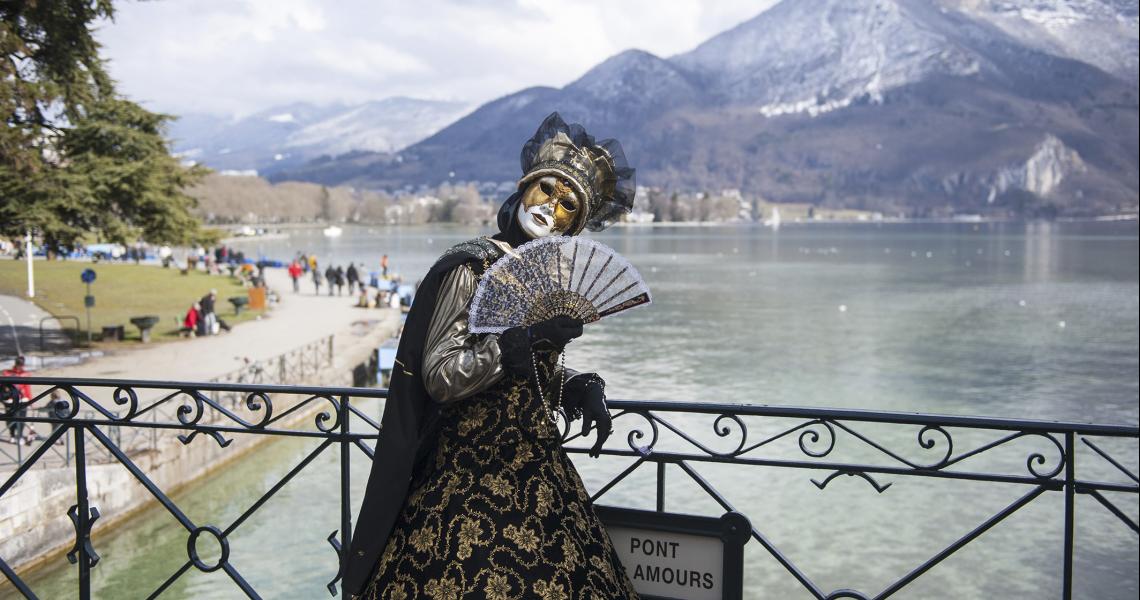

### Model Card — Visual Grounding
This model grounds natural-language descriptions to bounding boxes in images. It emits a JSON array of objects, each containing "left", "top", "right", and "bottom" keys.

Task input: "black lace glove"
[
  {"left": 564, "top": 373, "right": 611, "bottom": 458},
  {"left": 498, "top": 316, "right": 583, "bottom": 377},
  {"left": 528, "top": 315, "right": 583, "bottom": 351}
]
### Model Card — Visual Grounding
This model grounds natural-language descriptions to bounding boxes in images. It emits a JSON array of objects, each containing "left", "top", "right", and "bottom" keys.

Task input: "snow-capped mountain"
[
  {"left": 673, "top": 0, "right": 983, "bottom": 116},
  {"left": 168, "top": 98, "right": 470, "bottom": 176},
  {"left": 947, "top": 0, "right": 1139, "bottom": 79},
  {"left": 274, "top": 0, "right": 1137, "bottom": 216}
]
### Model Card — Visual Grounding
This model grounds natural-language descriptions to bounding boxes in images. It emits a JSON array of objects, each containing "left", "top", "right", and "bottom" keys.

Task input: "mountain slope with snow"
[
  {"left": 674, "top": 0, "right": 982, "bottom": 115},
  {"left": 274, "top": 0, "right": 1138, "bottom": 216},
  {"left": 947, "top": 0, "right": 1138, "bottom": 79},
  {"left": 168, "top": 98, "right": 470, "bottom": 176}
]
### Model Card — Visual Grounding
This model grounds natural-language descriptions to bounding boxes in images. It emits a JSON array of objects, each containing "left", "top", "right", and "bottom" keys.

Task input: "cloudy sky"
[{"left": 95, "top": 0, "right": 777, "bottom": 118}]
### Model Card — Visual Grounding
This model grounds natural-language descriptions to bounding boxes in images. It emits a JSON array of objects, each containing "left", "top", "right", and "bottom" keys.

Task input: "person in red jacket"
[
  {"left": 2, "top": 356, "right": 35, "bottom": 445},
  {"left": 287, "top": 259, "right": 304, "bottom": 293},
  {"left": 181, "top": 302, "right": 200, "bottom": 337}
]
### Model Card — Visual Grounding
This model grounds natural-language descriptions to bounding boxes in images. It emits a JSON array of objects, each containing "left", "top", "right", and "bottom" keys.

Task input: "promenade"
[
  {"left": 0, "top": 293, "right": 64, "bottom": 358},
  {"left": 19, "top": 267, "right": 395, "bottom": 382},
  {"left": 0, "top": 266, "right": 402, "bottom": 580}
]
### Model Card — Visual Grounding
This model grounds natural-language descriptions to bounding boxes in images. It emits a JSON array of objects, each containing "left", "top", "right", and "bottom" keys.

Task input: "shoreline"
[
  {"left": 0, "top": 266, "right": 402, "bottom": 581},
  {"left": 208, "top": 213, "right": 1140, "bottom": 237}
]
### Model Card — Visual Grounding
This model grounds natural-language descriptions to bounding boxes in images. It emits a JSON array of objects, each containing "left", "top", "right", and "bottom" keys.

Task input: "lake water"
[{"left": 21, "top": 221, "right": 1139, "bottom": 598}]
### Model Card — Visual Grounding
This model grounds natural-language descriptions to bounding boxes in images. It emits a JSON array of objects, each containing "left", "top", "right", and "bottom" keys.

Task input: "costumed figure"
[{"left": 345, "top": 112, "right": 639, "bottom": 599}]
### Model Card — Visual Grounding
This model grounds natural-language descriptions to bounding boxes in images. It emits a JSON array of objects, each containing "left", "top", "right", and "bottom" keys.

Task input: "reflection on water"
[{"left": 21, "top": 221, "right": 1139, "bottom": 598}]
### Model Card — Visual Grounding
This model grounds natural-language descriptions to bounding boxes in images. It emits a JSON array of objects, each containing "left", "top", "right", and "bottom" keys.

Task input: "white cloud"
[{"left": 96, "top": 0, "right": 776, "bottom": 117}]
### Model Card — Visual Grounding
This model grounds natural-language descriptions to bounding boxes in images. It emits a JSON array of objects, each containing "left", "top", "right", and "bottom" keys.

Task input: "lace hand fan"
[{"left": 469, "top": 236, "right": 651, "bottom": 334}]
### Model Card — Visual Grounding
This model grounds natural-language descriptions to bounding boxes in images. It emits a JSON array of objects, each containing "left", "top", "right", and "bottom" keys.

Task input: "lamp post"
[{"left": 25, "top": 229, "right": 35, "bottom": 298}]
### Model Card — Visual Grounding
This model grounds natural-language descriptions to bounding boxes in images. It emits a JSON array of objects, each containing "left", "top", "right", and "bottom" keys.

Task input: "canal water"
[{"left": 22, "top": 221, "right": 1139, "bottom": 598}]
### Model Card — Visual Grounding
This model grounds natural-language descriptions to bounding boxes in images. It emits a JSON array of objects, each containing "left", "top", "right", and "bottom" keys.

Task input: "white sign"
[{"left": 607, "top": 525, "right": 724, "bottom": 600}]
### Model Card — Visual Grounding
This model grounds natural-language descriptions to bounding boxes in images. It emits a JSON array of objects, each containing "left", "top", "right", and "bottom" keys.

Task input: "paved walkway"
[
  {"left": 0, "top": 294, "right": 67, "bottom": 359},
  {"left": 29, "top": 268, "right": 396, "bottom": 381}
]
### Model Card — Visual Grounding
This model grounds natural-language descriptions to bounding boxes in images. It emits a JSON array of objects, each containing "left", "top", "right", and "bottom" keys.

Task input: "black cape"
[{"left": 343, "top": 237, "right": 507, "bottom": 597}]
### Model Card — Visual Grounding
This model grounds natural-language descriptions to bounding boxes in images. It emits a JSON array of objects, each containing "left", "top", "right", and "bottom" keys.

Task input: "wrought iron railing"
[
  {"left": 209, "top": 335, "right": 334, "bottom": 388},
  {"left": 1, "top": 336, "right": 333, "bottom": 470},
  {"left": 0, "top": 377, "right": 1136, "bottom": 599}
]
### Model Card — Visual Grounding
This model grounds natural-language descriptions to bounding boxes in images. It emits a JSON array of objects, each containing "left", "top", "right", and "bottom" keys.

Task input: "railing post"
[
  {"left": 328, "top": 335, "right": 335, "bottom": 368},
  {"left": 656, "top": 462, "right": 665, "bottom": 512},
  {"left": 1063, "top": 431, "right": 1075, "bottom": 600},
  {"left": 75, "top": 425, "right": 91, "bottom": 600},
  {"left": 339, "top": 393, "right": 352, "bottom": 600},
  {"left": 279, "top": 355, "right": 287, "bottom": 384}
]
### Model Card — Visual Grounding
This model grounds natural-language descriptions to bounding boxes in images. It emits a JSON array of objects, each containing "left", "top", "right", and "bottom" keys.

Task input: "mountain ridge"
[
  {"left": 169, "top": 97, "right": 471, "bottom": 177},
  {"left": 270, "top": 0, "right": 1138, "bottom": 216}
]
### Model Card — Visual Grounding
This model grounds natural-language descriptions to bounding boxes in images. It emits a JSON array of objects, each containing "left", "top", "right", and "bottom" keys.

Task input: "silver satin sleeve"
[{"left": 422, "top": 264, "right": 505, "bottom": 403}]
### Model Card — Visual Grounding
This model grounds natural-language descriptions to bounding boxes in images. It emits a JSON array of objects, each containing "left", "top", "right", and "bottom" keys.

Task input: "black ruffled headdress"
[{"left": 497, "top": 112, "right": 636, "bottom": 236}]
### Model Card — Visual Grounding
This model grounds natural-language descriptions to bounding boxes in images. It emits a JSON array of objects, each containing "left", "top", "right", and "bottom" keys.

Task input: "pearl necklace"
[{"left": 530, "top": 349, "right": 566, "bottom": 425}]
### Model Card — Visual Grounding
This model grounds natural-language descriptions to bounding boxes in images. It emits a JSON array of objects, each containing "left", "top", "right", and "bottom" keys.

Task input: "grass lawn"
[{"left": 0, "top": 259, "right": 265, "bottom": 343}]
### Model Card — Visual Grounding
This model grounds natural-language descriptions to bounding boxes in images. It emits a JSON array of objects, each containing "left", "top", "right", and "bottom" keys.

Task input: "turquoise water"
[{"left": 19, "top": 221, "right": 1139, "bottom": 598}]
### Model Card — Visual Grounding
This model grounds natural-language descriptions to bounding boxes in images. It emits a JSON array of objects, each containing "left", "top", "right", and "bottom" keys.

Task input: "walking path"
[
  {"left": 0, "top": 268, "right": 402, "bottom": 579},
  {"left": 24, "top": 268, "right": 397, "bottom": 382},
  {"left": 0, "top": 294, "right": 64, "bottom": 359}
]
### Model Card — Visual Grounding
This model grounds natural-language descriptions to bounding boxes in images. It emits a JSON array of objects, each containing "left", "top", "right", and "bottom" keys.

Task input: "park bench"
[{"left": 100, "top": 325, "right": 125, "bottom": 342}]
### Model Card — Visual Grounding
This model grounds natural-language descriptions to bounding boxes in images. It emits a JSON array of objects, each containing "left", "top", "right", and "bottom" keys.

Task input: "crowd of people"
[
  {"left": 170, "top": 243, "right": 278, "bottom": 339},
  {"left": 285, "top": 252, "right": 411, "bottom": 310},
  {"left": 1, "top": 238, "right": 255, "bottom": 268},
  {"left": 179, "top": 245, "right": 255, "bottom": 275}
]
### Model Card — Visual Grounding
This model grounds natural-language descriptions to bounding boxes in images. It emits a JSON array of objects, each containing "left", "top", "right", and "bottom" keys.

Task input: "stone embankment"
[{"left": 0, "top": 268, "right": 400, "bottom": 580}]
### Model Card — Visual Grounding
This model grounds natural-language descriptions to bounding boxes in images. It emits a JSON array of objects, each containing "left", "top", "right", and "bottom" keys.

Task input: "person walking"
[
  {"left": 2, "top": 356, "right": 35, "bottom": 445},
  {"left": 313, "top": 263, "right": 323, "bottom": 295},
  {"left": 380, "top": 254, "right": 389, "bottom": 278},
  {"left": 334, "top": 265, "right": 346, "bottom": 296},
  {"left": 325, "top": 265, "right": 337, "bottom": 297},
  {"left": 288, "top": 260, "right": 304, "bottom": 293},
  {"left": 346, "top": 263, "right": 359, "bottom": 294}
]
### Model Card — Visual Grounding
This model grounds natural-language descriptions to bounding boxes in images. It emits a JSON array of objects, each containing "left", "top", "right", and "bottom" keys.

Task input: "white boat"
[
  {"left": 322, "top": 226, "right": 343, "bottom": 238},
  {"left": 764, "top": 207, "right": 782, "bottom": 231}
]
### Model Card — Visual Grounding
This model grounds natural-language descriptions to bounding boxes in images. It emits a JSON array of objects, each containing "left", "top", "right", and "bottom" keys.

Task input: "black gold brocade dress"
[{"left": 361, "top": 256, "right": 638, "bottom": 600}]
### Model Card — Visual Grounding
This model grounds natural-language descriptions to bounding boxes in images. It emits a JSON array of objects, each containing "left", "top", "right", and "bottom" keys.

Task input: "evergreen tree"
[
  {"left": 319, "top": 186, "right": 332, "bottom": 222},
  {"left": 1, "top": 1, "right": 207, "bottom": 253}
]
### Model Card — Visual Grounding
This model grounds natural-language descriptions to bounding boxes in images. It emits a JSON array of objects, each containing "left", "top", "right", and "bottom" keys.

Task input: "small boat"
[
  {"left": 763, "top": 207, "right": 781, "bottom": 231},
  {"left": 322, "top": 226, "right": 343, "bottom": 238}
]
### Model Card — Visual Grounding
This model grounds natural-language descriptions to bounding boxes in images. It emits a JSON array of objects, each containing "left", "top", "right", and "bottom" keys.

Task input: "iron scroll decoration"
[
  {"left": 564, "top": 408, "right": 1069, "bottom": 483},
  {"left": 0, "top": 377, "right": 1136, "bottom": 599}
]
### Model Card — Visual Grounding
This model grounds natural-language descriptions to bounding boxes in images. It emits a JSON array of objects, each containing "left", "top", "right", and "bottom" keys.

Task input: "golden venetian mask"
[{"left": 518, "top": 175, "right": 581, "bottom": 237}]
